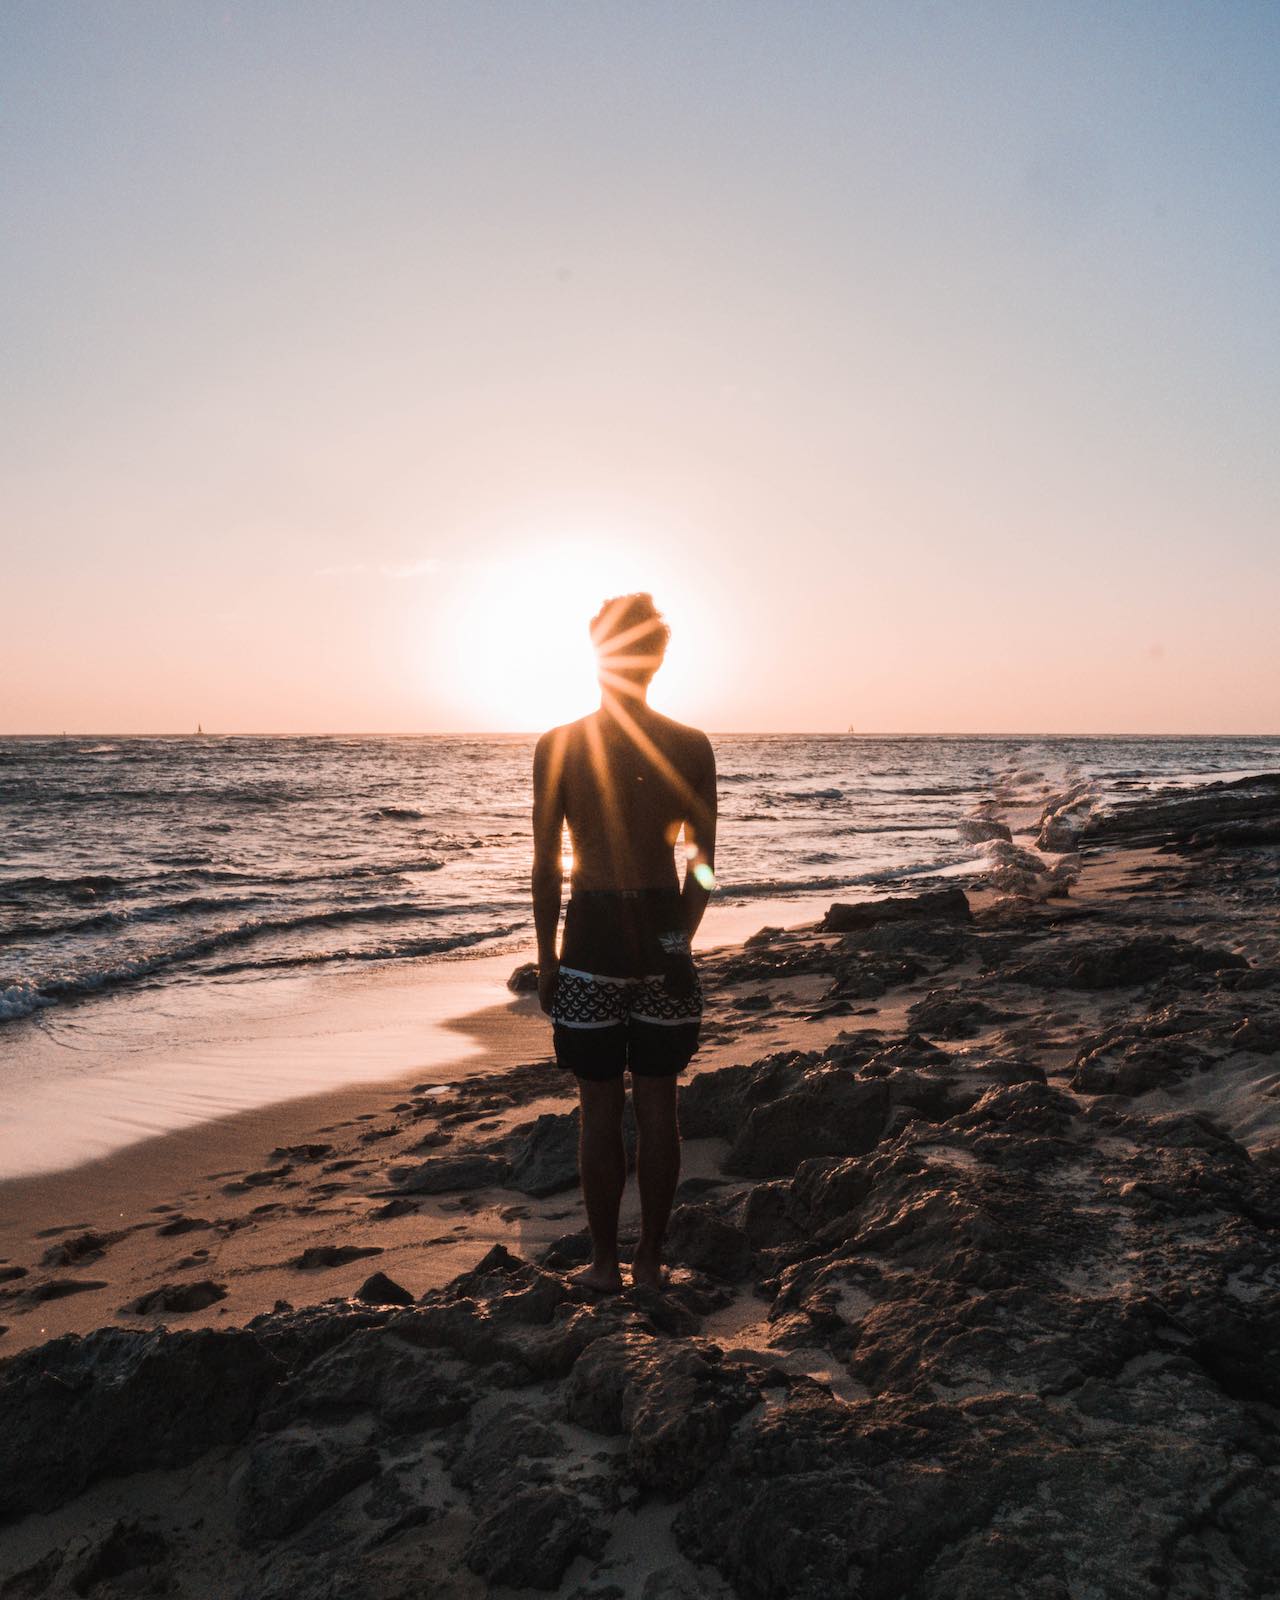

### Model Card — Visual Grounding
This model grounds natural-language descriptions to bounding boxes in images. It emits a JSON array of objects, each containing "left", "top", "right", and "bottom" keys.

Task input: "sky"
[{"left": 3, "top": 1, "right": 1278, "bottom": 735}]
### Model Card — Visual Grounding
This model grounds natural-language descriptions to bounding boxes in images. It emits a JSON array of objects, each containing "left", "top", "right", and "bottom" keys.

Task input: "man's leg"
[
  {"left": 629, "top": 1071, "right": 681, "bottom": 1289},
  {"left": 574, "top": 1074, "right": 627, "bottom": 1293}
]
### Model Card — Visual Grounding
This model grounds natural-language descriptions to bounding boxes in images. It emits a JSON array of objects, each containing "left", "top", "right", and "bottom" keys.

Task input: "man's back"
[{"left": 547, "top": 705, "right": 715, "bottom": 892}]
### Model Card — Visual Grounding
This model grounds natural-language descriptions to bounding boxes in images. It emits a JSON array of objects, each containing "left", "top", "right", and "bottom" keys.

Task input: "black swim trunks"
[{"left": 551, "top": 888, "right": 702, "bottom": 1080}]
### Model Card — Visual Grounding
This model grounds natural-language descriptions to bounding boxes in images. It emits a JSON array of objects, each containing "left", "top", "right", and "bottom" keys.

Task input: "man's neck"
[{"left": 599, "top": 685, "right": 650, "bottom": 716}]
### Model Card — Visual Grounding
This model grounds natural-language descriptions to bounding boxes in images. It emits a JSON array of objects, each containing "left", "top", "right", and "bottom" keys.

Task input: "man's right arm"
[{"left": 531, "top": 728, "right": 567, "bottom": 1013}]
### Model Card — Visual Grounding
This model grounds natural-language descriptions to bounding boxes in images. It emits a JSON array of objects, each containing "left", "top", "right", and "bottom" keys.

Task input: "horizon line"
[{"left": 3, "top": 729, "right": 1279, "bottom": 741}]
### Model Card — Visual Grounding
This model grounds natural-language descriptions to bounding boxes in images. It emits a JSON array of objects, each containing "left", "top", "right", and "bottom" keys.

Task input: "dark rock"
[
  {"left": 820, "top": 888, "right": 971, "bottom": 933},
  {"left": 450, "top": 1404, "right": 566, "bottom": 1494},
  {"left": 906, "top": 990, "right": 1010, "bottom": 1039},
  {"left": 234, "top": 1425, "right": 378, "bottom": 1543},
  {"left": 70, "top": 1519, "right": 172, "bottom": 1596},
  {"left": 465, "top": 1484, "right": 600, "bottom": 1589},
  {"left": 1231, "top": 1016, "right": 1280, "bottom": 1054},
  {"left": 122, "top": 1279, "right": 227, "bottom": 1315},
  {"left": 291, "top": 1245, "right": 384, "bottom": 1270},
  {"left": 371, "top": 1196, "right": 420, "bottom": 1219},
  {"left": 506, "top": 1112, "right": 581, "bottom": 1197},
  {"left": 565, "top": 1331, "right": 760, "bottom": 1495},
  {"left": 665, "top": 1205, "right": 753, "bottom": 1281},
  {"left": 679, "top": 1051, "right": 814, "bottom": 1140},
  {"left": 505, "top": 1105, "right": 637, "bottom": 1197},
  {"left": 508, "top": 960, "right": 541, "bottom": 992},
  {"left": 0, "top": 1266, "right": 27, "bottom": 1284},
  {"left": 0, "top": 1326, "right": 282, "bottom": 1519},
  {"left": 271, "top": 1142, "right": 334, "bottom": 1161},
  {"left": 354, "top": 1271, "right": 415, "bottom": 1306},
  {"left": 386, "top": 1153, "right": 510, "bottom": 1194},
  {"left": 744, "top": 925, "right": 785, "bottom": 947},
  {"left": 264, "top": 1326, "right": 473, "bottom": 1431},
  {"left": 1007, "top": 935, "right": 1247, "bottom": 991},
  {"left": 724, "top": 1071, "right": 890, "bottom": 1178}
]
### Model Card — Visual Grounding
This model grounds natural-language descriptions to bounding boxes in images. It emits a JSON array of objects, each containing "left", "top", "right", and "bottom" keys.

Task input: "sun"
[{"left": 423, "top": 538, "right": 707, "bottom": 731}]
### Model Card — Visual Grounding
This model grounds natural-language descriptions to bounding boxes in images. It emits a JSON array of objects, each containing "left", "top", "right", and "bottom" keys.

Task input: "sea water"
[{"left": 4, "top": 732, "right": 1277, "bottom": 1029}]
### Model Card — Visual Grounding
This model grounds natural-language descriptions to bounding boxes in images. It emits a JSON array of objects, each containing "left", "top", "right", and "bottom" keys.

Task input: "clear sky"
[{"left": 3, "top": 1, "right": 1278, "bottom": 734}]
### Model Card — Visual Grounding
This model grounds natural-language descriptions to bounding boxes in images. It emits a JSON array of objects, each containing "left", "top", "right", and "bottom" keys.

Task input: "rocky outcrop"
[
  {"left": 1080, "top": 771, "right": 1280, "bottom": 848},
  {"left": 820, "top": 888, "right": 971, "bottom": 933}
]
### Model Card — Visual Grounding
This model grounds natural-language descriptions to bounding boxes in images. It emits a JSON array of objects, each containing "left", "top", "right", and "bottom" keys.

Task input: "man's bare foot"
[
  {"left": 629, "top": 1255, "right": 666, "bottom": 1291},
  {"left": 570, "top": 1261, "right": 623, "bottom": 1295}
]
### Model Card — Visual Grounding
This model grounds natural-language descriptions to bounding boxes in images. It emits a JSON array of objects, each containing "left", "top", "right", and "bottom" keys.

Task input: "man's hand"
[{"left": 538, "top": 958, "right": 560, "bottom": 1016}]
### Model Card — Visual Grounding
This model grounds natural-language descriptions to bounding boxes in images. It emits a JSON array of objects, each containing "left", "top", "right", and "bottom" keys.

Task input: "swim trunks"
[{"left": 551, "top": 888, "right": 702, "bottom": 1080}]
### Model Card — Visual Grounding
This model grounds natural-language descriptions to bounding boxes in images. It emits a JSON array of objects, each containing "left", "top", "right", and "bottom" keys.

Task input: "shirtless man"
[{"left": 531, "top": 594, "right": 717, "bottom": 1292}]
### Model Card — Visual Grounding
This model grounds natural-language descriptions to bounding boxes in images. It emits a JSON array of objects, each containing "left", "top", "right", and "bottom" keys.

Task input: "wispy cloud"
[{"left": 315, "top": 557, "right": 444, "bottom": 579}]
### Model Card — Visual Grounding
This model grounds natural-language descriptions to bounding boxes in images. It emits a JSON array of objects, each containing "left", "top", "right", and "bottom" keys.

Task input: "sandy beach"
[{"left": 2, "top": 774, "right": 1280, "bottom": 1597}]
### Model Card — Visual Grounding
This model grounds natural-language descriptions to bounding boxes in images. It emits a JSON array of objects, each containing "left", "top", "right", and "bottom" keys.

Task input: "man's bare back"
[{"left": 544, "top": 704, "right": 716, "bottom": 894}]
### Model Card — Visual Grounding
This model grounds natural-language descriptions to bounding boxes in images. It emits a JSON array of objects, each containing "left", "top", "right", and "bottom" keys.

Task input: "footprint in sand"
[
  {"left": 30, "top": 1279, "right": 110, "bottom": 1303},
  {"left": 40, "top": 1230, "right": 126, "bottom": 1268},
  {"left": 121, "top": 1280, "right": 227, "bottom": 1315},
  {"left": 289, "top": 1244, "right": 384, "bottom": 1270}
]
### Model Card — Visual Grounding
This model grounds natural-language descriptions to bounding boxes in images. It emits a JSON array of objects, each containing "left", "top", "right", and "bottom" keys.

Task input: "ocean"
[{"left": 4, "top": 732, "right": 1278, "bottom": 1032}]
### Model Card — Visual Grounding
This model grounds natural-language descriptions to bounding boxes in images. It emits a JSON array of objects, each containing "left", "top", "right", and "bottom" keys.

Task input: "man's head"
[{"left": 590, "top": 593, "right": 671, "bottom": 695}]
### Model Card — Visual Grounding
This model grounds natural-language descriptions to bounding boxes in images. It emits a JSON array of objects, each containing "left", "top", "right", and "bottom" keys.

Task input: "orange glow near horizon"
[{"left": 420, "top": 540, "right": 717, "bottom": 733}]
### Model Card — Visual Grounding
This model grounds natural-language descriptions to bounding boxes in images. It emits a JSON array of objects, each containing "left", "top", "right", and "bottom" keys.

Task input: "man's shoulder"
[{"left": 648, "top": 711, "right": 713, "bottom": 760}]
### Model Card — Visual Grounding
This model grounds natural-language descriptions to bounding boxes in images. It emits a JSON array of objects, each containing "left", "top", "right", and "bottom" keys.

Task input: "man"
[{"left": 531, "top": 593, "right": 717, "bottom": 1292}]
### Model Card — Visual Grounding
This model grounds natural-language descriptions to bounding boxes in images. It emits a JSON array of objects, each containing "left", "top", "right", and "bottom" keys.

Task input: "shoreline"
[
  {"left": 0, "top": 890, "right": 861, "bottom": 1185},
  {"left": 2, "top": 779, "right": 1280, "bottom": 1597}
]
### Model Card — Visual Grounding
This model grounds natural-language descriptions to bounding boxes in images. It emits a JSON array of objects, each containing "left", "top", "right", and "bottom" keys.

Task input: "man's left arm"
[{"left": 531, "top": 729, "right": 566, "bottom": 1014}]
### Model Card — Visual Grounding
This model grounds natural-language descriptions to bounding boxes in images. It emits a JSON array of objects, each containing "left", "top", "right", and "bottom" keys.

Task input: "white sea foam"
[{"left": 0, "top": 984, "right": 54, "bottom": 1021}]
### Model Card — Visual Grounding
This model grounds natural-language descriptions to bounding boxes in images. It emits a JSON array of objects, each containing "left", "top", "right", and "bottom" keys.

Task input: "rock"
[
  {"left": 69, "top": 1519, "right": 172, "bottom": 1596},
  {"left": 508, "top": 960, "right": 541, "bottom": 993},
  {"left": 678, "top": 1051, "right": 814, "bottom": 1141},
  {"left": 234, "top": 1424, "right": 378, "bottom": 1543},
  {"left": 0, "top": 1326, "right": 282, "bottom": 1519},
  {"left": 665, "top": 1205, "right": 753, "bottom": 1281},
  {"left": 386, "top": 1153, "right": 510, "bottom": 1194},
  {"left": 268, "top": 1325, "right": 473, "bottom": 1431},
  {"left": 465, "top": 1484, "right": 599, "bottom": 1589},
  {"left": 1231, "top": 1016, "right": 1280, "bottom": 1054},
  {"left": 122, "top": 1279, "right": 227, "bottom": 1315},
  {"left": 290, "top": 1244, "right": 385, "bottom": 1270},
  {"left": 271, "top": 1142, "right": 334, "bottom": 1161},
  {"left": 820, "top": 889, "right": 971, "bottom": 933},
  {"left": 354, "top": 1271, "right": 415, "bottom": 1307},
  {"left": 724, "top": 1071, "right": 890, "bottom": 1178},
  {"left": 450, "top": 1404, "right": 566, "bottom": 1494},
  {"left": 957, "top": 817, "right": 1013, "bottom": 844},
  {"left": 506, "top": 1112, "right": 581, "bottom": 1197},
  {"left": 506, "top": 1106, "right": 637, "bottom": 1197},
  {"left": 907, "top": 990, "right": 1009, "bottom": 1039},
  {"left": 565, "top": 1332, "right": 761, "bottom": 1495},
  {"left": 745, "top": 925, "right": 785, "bottom": 948},
  {"left": 1081, "top": 771, "right": 1280, "bottom": 848},
  {"left": 1007, "top": 935, "right": 1248, "bottom": 991}
]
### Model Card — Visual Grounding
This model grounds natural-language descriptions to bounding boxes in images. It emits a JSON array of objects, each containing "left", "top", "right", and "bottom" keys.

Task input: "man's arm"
[
  {"left": 531, "top": 728, "right": 567, "bottom": 1013},
  {"left": 680, "top": 733, "right": 718, "bottom": 938}
]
